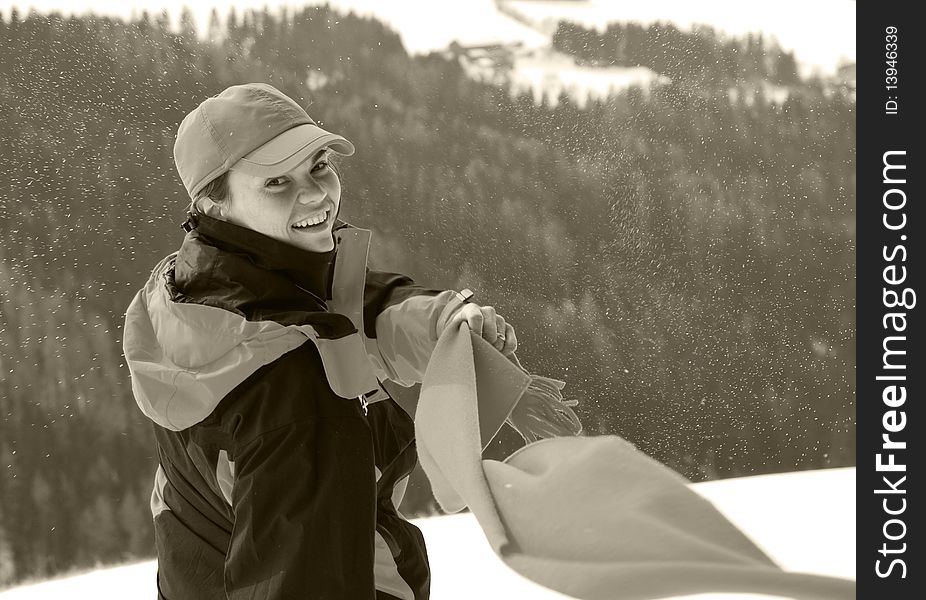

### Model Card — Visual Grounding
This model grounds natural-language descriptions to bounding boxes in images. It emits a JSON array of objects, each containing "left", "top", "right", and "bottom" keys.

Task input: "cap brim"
[{"left": 230, "top": 123, "right": 355, "bottom": 177}]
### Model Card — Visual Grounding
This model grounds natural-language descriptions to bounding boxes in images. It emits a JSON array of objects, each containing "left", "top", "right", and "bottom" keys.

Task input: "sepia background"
[{"left": 0, "top": 0, "right": 855, "bottom": 588}]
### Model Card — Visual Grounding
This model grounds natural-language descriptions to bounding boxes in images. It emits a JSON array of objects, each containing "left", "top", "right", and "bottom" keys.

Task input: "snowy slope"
[
  {"left": 0, "top": 467, "right": 855, "bottom": 600},
  {"left": 505, "top": 0, "right": 855, "bottom": 77},
  {"left": 2, "top": 0, "right": 854, "bottom": 74},
  {"left": 1, "top": 0, "right": 855, "bottom": 107}
]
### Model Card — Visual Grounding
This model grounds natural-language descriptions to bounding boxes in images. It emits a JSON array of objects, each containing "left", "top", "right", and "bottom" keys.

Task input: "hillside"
[{"left": 0, "top": 3, "right": 854, "bottom": 587}]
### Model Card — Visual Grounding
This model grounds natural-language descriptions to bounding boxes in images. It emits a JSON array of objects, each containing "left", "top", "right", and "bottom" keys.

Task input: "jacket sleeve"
[{"left": 363, "top": 270, "right": 466, "bottom": 387}]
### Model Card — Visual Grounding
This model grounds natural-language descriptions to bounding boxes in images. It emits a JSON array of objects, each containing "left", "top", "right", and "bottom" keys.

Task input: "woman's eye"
[{"left": 265, "top": 162, "right": 328, "bottom": 187}]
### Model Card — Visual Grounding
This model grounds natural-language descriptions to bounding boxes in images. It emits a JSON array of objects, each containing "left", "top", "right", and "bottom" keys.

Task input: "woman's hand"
[{"left": 447, "top": 303, "right": 518, "bottom": 355}]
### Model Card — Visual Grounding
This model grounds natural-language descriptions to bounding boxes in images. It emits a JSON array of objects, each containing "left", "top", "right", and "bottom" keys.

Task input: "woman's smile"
[{"left": 291, "top": 208, "right": 330, "bottom": 229}]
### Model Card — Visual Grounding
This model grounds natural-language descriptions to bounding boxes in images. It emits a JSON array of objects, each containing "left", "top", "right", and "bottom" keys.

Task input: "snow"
[
  {"left": 1, "top": 0, "right": 855, "bottom": 76},
  {"left": 0, "top": 562, "right": 158, "bottom": 600},
  {"left": 503, "top": 51, "right": 668, "bottom": 108},
  {"left": 0, "top": 0, "right": 855, "bottom": 107},
  {"left": 506, "top": 0, "right": 856, "bottom": 77},
  {"left": 0, "top": 467, "right": 855, "bottom": 600},
  {"left": 334, "top": 0, "right": 551, "bottom": 55}
]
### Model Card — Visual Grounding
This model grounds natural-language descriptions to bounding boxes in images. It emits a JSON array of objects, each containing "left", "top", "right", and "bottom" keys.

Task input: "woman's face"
[{"left": 223, "top": 148, "right": 340, "bottom": 253}]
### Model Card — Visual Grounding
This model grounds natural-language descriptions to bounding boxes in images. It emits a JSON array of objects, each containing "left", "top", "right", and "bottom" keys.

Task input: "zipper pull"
[{"left": 180, "top": 211, "right": 196, "bottom": 233}]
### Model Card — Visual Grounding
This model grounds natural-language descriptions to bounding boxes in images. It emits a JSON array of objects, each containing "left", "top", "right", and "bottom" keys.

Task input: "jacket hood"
[{"left": 123, "top": 221, "right": 382, "bottom": 431}]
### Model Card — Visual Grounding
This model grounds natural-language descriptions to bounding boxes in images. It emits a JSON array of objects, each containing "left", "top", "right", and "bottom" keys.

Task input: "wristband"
[{"left": 455, "top": 288, "right": 474, "bottom": 303}]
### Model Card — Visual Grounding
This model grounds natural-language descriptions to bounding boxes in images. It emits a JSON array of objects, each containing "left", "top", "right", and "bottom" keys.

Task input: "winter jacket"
[{"left": 122, "top": 211, "right": 471, "bottom": 600}]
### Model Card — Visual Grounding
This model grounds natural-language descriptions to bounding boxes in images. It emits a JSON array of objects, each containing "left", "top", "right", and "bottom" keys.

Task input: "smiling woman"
[
  {"left": 121, "top": 82, "right": 576, "bottom": 600},
  {"left": 196, "top": 147, "right": 344, "bottom": 252}
]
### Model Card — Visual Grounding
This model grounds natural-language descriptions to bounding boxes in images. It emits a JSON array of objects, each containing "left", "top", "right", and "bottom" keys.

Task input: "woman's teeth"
[{"left": 292, "top": 210, "right": 329, "bottom": 229}]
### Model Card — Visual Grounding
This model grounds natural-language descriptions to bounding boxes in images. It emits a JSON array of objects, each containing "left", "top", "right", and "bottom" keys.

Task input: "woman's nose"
[{"left": 295, "top": 178, "right": 325, "bottom": 204}]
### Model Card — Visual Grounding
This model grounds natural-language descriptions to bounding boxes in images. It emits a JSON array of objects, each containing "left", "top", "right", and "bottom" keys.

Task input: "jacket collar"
[{"left": 173, "top": 211, "right": 342, "bottom": 320}]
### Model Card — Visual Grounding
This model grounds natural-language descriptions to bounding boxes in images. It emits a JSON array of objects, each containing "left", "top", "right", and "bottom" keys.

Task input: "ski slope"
[
  {"left": 505, "top": 0, "right": 855, "bottom": 77},
  {"left": 2, "top": 0, "right": 855, "bottom": 75},
  {"left": 0, "top": 467, "right": 855, "bottom": 599},
  {"left": 1, "top": 0, "right": 855, "bottom": 107}
]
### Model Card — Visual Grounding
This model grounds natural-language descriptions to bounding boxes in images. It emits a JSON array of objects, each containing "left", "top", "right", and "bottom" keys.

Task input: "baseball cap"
[{"left": 173, "top": 82, "right": 355, "bottom": 200}]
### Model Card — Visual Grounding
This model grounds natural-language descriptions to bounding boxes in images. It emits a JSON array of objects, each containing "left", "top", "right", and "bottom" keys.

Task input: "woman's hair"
[
  {"left": 197, "top": 170, "right": 231, "bottom": 204},
  {"left": 194, "top": 154, "right": 343, "bottom": 208}
]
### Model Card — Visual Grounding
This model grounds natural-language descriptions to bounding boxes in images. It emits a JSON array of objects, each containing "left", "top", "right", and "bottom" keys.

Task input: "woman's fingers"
[
  {"left": 500, "top": 322, "right": 518, "bottom": 355},
  {"left": 462, "top": 304, "right": 495, "bottom": 342},
  {"left": 450, "top": 303, "right": 480, "bottom": 333},
  {"left": 450, "top": 303, "right": 517, "bottom": 354},
  {"left": 492, "top": 314, "right": 506, "bottom": 351},
  {"left": 465, "top": 304, "right": 486, "bottom": 337}
]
